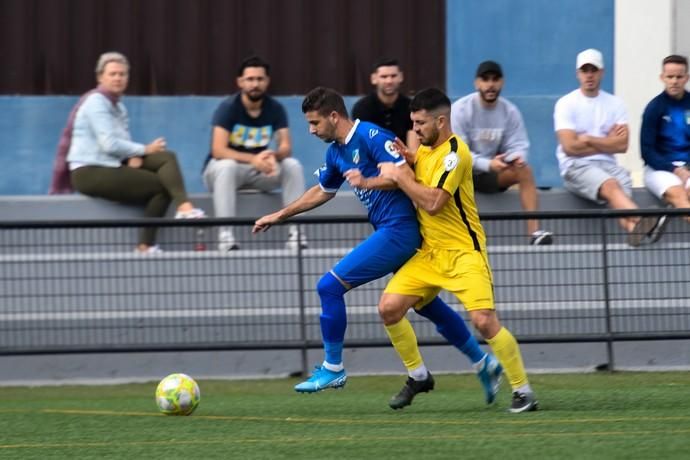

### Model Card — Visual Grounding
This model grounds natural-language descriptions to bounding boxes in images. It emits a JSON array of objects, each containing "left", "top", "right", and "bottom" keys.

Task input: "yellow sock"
[
  {"left": 385, "top": 317, "right": 423, "bottom": 371},
  {"left": 486, "top": 327, "right": 528, "bottom": 389}
]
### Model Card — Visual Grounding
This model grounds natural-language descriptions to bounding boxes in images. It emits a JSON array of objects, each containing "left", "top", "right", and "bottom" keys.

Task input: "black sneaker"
[
  {"left": 509, "top": 391, "right": 539, "bottom": 413},
  {"left": 647, "top": 214, "right": 669, "bottom": 244},
  {"left": 627, "top": 216, "right": 660, "bottom": 246},
  {"left": 389, "top": 373, "right": 435, "bottom": 410}
]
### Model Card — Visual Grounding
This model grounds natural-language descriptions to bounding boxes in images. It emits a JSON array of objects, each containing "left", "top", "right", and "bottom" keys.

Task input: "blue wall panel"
[
  {"left": 447, "top": 0, "right": 615, "bottom": 96},
  {"left": 0, "top": 96, "right": 359, "bottom": 196}
]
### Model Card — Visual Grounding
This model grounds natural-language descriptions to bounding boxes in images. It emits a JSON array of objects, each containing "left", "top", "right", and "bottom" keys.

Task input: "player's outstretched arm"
[{"left": 253, "top": 185, "right": 334, "bottom": 233}]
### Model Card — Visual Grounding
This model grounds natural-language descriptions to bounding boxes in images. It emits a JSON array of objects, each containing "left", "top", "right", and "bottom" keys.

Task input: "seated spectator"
[
  {"left": 203, "top": 56, "right": 306, "bottom": 251},
  {"left": 640, "top": 54, "right": 690, "bottom": 223},
  {"left": 352, "top": 57, "right": 419, "bottom": 152},
  {"left": 50, "top": 51, "right": 204, "bottom": 253},
  {"left": 554, "top": 48, "right": 666, "bottom": 246},
  {"left": 451, "top": 60, "right": 553, "bottom": 245}
]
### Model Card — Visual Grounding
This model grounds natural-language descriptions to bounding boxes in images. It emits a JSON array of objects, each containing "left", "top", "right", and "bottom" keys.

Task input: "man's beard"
[
  {"left": 479, "top": 88, "right": 500, "bottom": 103},
  {"left": 419, "top": 130, "right": 439, "bottom": 146},
  {"left": 246, "top": 90, "right": 265, "bottom": 102}
]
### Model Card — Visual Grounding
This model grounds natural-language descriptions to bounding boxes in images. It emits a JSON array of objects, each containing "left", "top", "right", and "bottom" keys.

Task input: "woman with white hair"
[{"left": 51, "top": 51, "right": 203, "bottom": 252}]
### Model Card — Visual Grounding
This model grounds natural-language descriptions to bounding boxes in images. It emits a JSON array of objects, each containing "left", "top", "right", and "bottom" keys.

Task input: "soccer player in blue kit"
[{"left": 253, "top": 87, "right": 502, "bottom": 408}]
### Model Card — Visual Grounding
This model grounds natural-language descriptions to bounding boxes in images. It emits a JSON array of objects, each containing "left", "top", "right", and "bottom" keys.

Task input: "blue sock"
[
  {"left": 317, "top": 272, "right": 348, "bottom": 365},
  {"left": 415, "top": 296, "right": 485, "bottom": 364}
]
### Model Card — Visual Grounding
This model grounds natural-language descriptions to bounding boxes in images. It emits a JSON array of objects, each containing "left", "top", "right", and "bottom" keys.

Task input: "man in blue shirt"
[
  {"left": 253, "top": 87, "right": 502, "bottom": 407},
  {"left": 641, "top": 54, "right": 690, "bottom": 222}
]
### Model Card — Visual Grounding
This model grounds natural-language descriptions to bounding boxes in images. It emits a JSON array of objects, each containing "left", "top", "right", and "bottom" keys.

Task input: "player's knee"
[
  {"left": 378, "top": 296, "right": 406, "bottom": 326},
  {"left": 469, "top": 309, "right": 500, "bottom": 337},
  {"left": 316, "top": 272, "right": 348, "bottom": 301}
]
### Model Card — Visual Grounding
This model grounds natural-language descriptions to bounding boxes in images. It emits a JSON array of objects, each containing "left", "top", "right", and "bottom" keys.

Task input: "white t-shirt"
[{"left": 553, "top": 89, "right": 628, "bottom": 175}]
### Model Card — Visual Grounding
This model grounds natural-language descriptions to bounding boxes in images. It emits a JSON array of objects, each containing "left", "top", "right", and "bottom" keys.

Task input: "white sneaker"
[
  {"left": 174, "top": 208, "right": 206, "bottom": 219},
  {"left": 530, "top": 230, "right": 553, "bottom": 246},
  {"left": 218, "top": 230, "right": 239, "bottom": 251},
  {"left": 285, "top": 231, "right": 308, "bottom": 250},
  {"left": 136, "top": 245, "right": 163, "bottom": 254}
]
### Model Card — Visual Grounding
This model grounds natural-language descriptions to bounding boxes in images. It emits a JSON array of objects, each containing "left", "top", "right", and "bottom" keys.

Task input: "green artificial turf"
[{"left": 1, "top": 372, "right": 689, "bottom": 459}]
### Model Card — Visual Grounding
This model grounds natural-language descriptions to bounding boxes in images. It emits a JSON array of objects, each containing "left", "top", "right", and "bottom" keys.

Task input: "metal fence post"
[
  {"left": 295, "top": 225, "right": 309, "bottom": 376},
  {"left": 600, "top": 215, "right": 615, "bottom": 371}
]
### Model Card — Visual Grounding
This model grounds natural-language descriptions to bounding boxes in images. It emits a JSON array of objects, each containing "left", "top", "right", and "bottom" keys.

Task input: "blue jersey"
[
  {"left": 641, "top": 91, "right": 690, "bottom": 172},
  {"left": 317, "top": 120, "right": 417, "bottom": 228}
]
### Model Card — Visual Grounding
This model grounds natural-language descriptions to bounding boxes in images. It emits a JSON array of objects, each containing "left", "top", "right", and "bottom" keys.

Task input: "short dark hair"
[
  {"left": 372, "top": 57, "right": 401, "bottom": 73},
  {"left": 662, "top": 54, "right": 688, "bottom": 69},
  {"left": 237, "top": 55, "right": 270, "bottom": 77},
  {"left": 409, "top": 88, "right": 451, "bottom": 113},
  {"left": 302, "top": 87, "right": 349, "bottom": 117}
]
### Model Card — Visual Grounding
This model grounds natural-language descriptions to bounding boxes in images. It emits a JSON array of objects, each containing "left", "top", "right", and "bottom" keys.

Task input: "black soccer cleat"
[
  {"left": 509, "top": 391, "right": 539, "bottom": 413},
  {"left": 388, "top": 373, "right": 435, "bottom": 410}
]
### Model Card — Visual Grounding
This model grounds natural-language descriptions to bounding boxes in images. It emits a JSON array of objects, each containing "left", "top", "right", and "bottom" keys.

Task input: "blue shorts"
[{"left": 332, "top": 220, "right": 421, "bottom": 289}]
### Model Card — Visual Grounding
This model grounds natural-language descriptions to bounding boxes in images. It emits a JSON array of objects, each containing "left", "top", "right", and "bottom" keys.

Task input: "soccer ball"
[{"left": 155, "top": 373, "right": 200, "bottom": 416}]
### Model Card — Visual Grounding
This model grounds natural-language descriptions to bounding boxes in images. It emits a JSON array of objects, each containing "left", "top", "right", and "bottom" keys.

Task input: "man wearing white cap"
[{"left": 553, "top": 48, "right": 666, "bottom": 246}]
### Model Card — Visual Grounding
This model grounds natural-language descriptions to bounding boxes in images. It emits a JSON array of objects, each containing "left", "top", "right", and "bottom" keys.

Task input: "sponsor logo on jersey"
[
  {"left": 352, "top": 149, "right": 360, "bottom": 164},
  {"left": 369, "top": 128, "right": 379, "bottom": 138},
  {"left": 444, "top": 152, "right": 459, "bottom": 171},
  {"left": 314, "top": 164, "right": 327, "bottom": 177},
  {"left": 384, "top": 140, "right": 400, "bottom": 158}
]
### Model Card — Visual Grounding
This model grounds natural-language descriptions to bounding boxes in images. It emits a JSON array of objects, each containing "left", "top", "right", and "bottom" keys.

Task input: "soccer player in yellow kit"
[{"left": 378, "top": 88, "right": 538, "bottom": 413}]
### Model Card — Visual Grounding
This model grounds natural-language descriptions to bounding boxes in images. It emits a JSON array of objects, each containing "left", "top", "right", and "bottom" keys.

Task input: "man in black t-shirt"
[
  {"left": 203, "top": 56, "right": 306, "bottom": 251},
  {"left": 352, "top": 58, "right": 418, "bottom": 152}
]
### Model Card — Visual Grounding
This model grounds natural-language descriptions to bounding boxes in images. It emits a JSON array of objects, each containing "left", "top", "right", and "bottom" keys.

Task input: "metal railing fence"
[{"left": 1, "top": 208, "right": 688, "bottom": 372}]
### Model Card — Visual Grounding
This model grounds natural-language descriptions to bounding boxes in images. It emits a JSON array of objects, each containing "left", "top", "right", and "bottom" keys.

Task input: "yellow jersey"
[{"left": 414, "top": 134, "right": 486, "bottom": 250}]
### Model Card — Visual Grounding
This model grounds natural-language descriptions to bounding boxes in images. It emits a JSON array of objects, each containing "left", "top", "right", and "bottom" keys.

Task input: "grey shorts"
[{"left": 562, "top": 159, "right": 632, "bottom": 204}]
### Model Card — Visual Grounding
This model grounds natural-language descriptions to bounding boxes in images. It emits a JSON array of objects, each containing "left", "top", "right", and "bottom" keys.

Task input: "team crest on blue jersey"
[
  {"left": 444, "top": 152, "right": 458, "bottom": 171},
  {"left": 369, "top": 128, "right": 379, "bottom": 138},
  {"left": 384, "top": 140, "right": 400, "bottom": 158},
  {"left": 352, "top": 149, "right": 360, "bottom": 164}
]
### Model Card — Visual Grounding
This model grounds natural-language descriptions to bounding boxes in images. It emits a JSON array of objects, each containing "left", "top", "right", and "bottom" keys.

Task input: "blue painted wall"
[
  {"left": 0, "top": 95, "right": 359, "bottom": 195},
  {"left": 447, "top": 0, "right": 615, "bottom": 187}
]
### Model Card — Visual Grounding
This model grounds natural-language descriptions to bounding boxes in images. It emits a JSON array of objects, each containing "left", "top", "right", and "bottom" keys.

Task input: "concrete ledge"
[
  {"left": 0, "top": 190, "right": 366, "bottom": 221},
  {"left": 0, "top": 188, "right": 665, "bottom": 222},
  {"left": 0, "top": 188, "right": 677, "bottom": 250}
]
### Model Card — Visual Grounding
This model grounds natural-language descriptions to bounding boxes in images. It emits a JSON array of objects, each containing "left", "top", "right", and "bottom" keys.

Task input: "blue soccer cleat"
[
  {"left": 294, "top": 365, "right": 347, "bottom": 393},
  {"left": 476, "top": 353, "right": 503, "bottom": 404}
]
